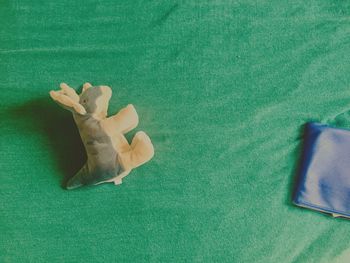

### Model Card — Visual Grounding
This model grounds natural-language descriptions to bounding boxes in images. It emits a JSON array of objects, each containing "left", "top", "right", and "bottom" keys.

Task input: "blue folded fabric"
[{"left": 293, "top": 122, "right": 350, "bottom": 218}]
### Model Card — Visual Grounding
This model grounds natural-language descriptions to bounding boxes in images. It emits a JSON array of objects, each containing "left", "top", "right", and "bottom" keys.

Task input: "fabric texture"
[{"left": 1, "top": 1, "right": 350, "bottom": 262}]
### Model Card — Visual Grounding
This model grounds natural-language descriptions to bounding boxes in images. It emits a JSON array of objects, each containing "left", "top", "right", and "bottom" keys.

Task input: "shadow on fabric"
[
  {"left": 286, "top": 124, "right": 306, "bottom": 208},
  {"left": 8, "top": 97, "right": 86, "bottom": 188}
]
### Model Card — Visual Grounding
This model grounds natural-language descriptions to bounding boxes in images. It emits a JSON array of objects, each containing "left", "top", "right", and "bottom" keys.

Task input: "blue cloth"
[{"left": 294, "top": 122, "right": 350, "bottom": 218}]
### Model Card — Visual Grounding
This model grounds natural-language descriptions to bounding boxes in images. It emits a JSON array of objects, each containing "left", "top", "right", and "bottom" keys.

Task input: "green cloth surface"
[{"left": 1, "top": 1, "right": 350, "bottom": 262}]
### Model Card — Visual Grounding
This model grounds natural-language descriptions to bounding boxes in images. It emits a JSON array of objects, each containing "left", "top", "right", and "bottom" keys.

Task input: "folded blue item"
[{"left": 293, "top": 122, "right": 350, "bottom": 218}]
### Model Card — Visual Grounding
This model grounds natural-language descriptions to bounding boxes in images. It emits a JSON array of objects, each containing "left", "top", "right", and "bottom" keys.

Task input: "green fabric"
[{"left": 1, "top": 1, "right": 350, "bottom": 262}]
